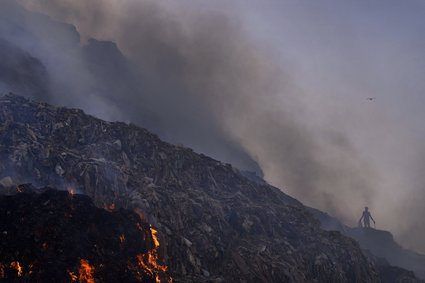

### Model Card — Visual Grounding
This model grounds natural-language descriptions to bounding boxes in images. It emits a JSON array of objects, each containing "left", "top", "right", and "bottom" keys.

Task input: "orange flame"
[
  {"left": 79, "top": 259, "right": 95, "bottom": 283},
  {"left": 150, "top": 228, "right": 160, "bottom": 248},
  {"left": 105, "top": 203, "right": 116, "bottom": 212},
  {"left": 28, "top": 263, "right": 34, "bottom": 275},
  {"left": 68, "top": 270, "right": 78, "bottom": 282},
  {"left": 10, "top": 261, "right": 22, "bottom": 277},
  {"left": 119, "top": 234, "right": 126, "bottom": 244},
  {"left": 134, "top": 226, "right": 172, "bottom": 283},
  {"left": 68, "top": 188, "right": 76, "bottom": 195}
]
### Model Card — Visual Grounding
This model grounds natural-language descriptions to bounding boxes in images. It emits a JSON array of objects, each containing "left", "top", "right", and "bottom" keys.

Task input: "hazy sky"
[
  {"left": 238, "top": 0, "right": 425, "bottom": 251},
  {"left": 13, "top": 0, "right": 425, "bottom": 253}
]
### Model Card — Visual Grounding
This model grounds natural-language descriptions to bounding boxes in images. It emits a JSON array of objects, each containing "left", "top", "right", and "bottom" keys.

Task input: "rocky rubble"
[
  {"left": 306, "top": 205, "right": 425, "bottom": 281},
  {"left": 347, "top": 228, "right": 425, "bottom": 281},
  {"left": 0, "top": 94, "right": 390, "bottom": 282}
]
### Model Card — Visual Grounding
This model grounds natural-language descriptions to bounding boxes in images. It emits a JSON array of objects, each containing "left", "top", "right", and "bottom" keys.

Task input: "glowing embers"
[
  {"left": 0, "top": 261, "right": 23, "bottom": 278},
  {"left": 66, "top": 259, "right": 94, "bottom": 283},
  {"left": 130, "top": 226, "right": 173, "bottom": 283},
  {"left": 67, "top": 183, "right": 79, "bottom": 196},
  {"left": 68, "top": 270, "right": 78, "bottom": 282},
  {"left": 0, "top": 189, "right": 172, "bottom": 282},
  {"left": 105, "top": 202, "right": 116, "bottom": 212},
  {"left": 10, "top": 261, "right": 22, "bottom": 277},
  {"left": 78, "top": 259, "right": 95, "bottom": 283},
  {"left": 0, "top": 261, "right": 37, "bottom": 278},
  {"left": 119, "top": 234, "right": 126, "bottom": 244},
  {"left": 151, "top": 228, "right": 160, "bottom": 248}
]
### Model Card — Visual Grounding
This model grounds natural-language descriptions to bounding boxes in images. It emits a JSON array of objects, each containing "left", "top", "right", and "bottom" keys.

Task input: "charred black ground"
[{"left": 0, "top": 184, "right": 169, "bottom": 282}]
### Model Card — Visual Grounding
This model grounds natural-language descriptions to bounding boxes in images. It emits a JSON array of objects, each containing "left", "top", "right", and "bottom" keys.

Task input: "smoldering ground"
[{"left": 2, "top": 0, "right": 425, "bottom": 253}]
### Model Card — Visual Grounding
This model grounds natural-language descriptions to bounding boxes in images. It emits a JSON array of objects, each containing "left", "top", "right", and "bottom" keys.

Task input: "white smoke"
[{"left": 4, "top": 0, "right": 425, "bottom": 253}]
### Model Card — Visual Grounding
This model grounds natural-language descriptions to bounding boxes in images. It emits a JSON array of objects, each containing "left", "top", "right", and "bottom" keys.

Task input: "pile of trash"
[{"left": 0, "top": 94, "right": 421, "bottom": 282}]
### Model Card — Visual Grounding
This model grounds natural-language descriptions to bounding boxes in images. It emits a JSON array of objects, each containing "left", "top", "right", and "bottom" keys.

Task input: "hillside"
[
  {"left": 0, "top": 94, "right": 387, "bottom": 282},
  {"left": 307, "top": 206, "right": 425, "bottom": 281},
  {"left": 347, "top": 228, "right": 425, "bottom": 280}
]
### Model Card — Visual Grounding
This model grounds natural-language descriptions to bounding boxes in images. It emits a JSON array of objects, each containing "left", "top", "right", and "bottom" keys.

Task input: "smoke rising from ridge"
[{"left": 1, "top": 0, "right": 425, "bottom": 253}]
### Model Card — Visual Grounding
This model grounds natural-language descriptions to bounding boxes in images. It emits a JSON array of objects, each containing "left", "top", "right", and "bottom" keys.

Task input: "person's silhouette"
[{"left": 359, "top": 207, "right": 375, "bottom": 228}]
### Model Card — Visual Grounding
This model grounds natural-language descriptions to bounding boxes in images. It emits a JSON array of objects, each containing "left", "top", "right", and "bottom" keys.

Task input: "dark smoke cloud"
[
  {"left": 6, "top": 0, "right": 268, "bottom": 175},
  {"left": 1, "top": 0, "right": 424, "bottom": 253},
  {"left": 18, "top": 0, "right": 377, "bottom": 219},
  {"left": 0, "top": 0, "right": 379, "bottom": 224}
]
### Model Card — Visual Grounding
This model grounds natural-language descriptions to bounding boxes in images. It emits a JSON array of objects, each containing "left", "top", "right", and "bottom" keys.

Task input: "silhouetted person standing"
[{"left": 359, "top": 207, "right": 375, "bottom": 228}]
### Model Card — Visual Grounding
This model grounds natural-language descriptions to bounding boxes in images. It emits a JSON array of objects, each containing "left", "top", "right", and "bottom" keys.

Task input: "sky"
[{"left": 9, "top": 0, "right": 425, "bottom": 253}]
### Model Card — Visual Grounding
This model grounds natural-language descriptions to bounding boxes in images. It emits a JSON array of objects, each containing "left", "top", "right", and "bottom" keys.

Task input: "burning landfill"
[
  {"left": 0, "top": 94, "right": 423, "bottom": 282},
  {"left": 0, "top": 184, "right": 172, "bottom": 282}
]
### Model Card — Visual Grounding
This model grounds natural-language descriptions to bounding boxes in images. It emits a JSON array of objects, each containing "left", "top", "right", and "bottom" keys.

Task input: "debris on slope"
[
  {"left": 0, "top": 94, "right": 381, "bottom": 282},
  {"left": 347, "top": 228, "right": 425, "bottom": 281},
  {"left": 0, "top": 184, "right": 171, "bottom": 282},
  {"left": 305, "top": 205, "right": 425, "bottom": 281},
  {"left": 378, "top": 265, "right": 424, "bottom": 283}
]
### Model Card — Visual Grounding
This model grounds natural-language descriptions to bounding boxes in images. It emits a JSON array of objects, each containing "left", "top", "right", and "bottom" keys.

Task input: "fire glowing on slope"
[
  {"left": 10, "top": 261, "right": 22, "bottom": 277},
  {"left": 66, "top": 259, "right": 95, "bottom": 283},
  {"left": 0, "top": 261, "right": 23, "bottom": 278},
  {"left": 79, "top": 259, "right": 95, "bottom": 283},
  {"left": 109, "top": 202, "right": 172, "bottom": 282},
  {"left": 68, "top": 270, "right": 78, "bottom": 282},
  {"left": 105, "top": 202, "right": 116, "bottom": 212},
  {"left": 119, "top": 233, "right": 126, "bottom": 243},
  {"left": 132, "top": 226, "right": 173, "bottom": 283}
]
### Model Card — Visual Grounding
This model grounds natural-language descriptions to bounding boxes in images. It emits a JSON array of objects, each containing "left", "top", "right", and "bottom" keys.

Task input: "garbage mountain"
[
  {"left": 309, "top": 207, "right": 425, "bottom": 281},
  {"left": 0, "top": 94, "right": 422, "bottom": 282}
]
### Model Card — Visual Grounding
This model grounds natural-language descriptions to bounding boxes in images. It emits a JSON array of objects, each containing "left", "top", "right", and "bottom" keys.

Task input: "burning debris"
[
  {"left": 0, "top": 185, "right": 171, "bottom": 282},
  {"left": 78, "top": 259, "right": 95, "bottom": 283},
  {"left": 10, "top": 261, "right": 22, "bottom": 277},
  {"left": 0, "top": 94, "right": 422, "bottom": 282},
  {"left": 134, "top": 227, "right": 171, "bottom": 283}
]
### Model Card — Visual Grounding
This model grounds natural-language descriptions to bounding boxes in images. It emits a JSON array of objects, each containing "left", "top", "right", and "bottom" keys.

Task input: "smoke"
[
  {"left": 248, "top": 0, "right": 425, "bottom": 253},
  {"left": 1, "top": 0, "right": 424, "bottom": 253}
]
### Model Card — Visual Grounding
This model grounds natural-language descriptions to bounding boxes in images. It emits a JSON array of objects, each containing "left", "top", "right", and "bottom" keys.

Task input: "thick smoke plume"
[{"left": 1, "top": 0, "right": 424, "bottom": 253}]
